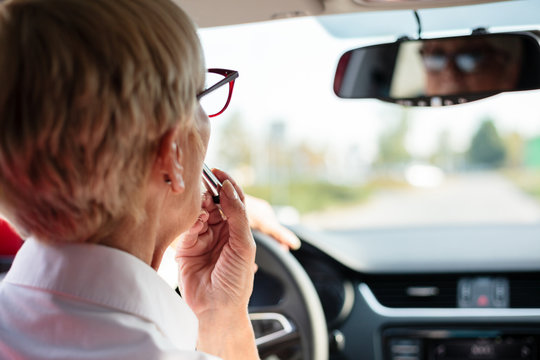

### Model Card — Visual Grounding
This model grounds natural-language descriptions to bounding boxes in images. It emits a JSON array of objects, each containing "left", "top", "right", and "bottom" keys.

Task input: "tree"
[{"left": 467, "top": 119, "right": 506, "bottom": 168}]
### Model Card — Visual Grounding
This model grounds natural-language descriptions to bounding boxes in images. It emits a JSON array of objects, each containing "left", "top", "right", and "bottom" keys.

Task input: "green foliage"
[
  {"left": 244, "top": 181, "right": 372, "bottom": 214},
  {"left": 244, "top": 177, "right": 408, "bottom": 214},
  {"left": 467, "top": 119, "right": 506, "bottom": 167},
  {"left": 524, "top": 137, "right": 540, "bottom": 168}
]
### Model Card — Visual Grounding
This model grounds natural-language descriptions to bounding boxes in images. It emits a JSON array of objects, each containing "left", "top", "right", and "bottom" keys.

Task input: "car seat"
[{"left": 0, "top": 218, "right": 23, "bottom": 273}]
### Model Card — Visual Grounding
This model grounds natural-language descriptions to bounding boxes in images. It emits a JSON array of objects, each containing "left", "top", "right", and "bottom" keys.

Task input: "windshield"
[{"left": 199, "top": 8, "right": 540, "bottom": 231}]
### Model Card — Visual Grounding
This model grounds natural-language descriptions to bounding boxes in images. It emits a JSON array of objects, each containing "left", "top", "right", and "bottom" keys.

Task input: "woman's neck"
[{"left": 97, "top": 190, "right": 172, "bottom": 270}]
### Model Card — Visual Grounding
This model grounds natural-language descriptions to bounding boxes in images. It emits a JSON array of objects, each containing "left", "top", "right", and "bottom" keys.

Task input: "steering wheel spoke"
[{"left": 250, "top": 312, "right": 300, "bottom": 357}]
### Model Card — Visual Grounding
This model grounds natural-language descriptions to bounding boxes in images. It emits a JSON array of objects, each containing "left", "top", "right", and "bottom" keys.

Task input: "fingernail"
[
  {"left": 223, "top": 180, "right": 238, "bottom": 200},
  {"left": 288, "top": 233, "right": 301, "bottom": 249},
  {"left": 217, "top": 206, "right": 227, "bottom": 221},
  {"left": 288, "top": 235, "right": 301, "bottom": 250}
]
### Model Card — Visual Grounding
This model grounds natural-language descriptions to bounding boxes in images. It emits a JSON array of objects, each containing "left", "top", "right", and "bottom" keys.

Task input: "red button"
[{"left": 477, "top": 295, "right": 489, "bottom": 307}]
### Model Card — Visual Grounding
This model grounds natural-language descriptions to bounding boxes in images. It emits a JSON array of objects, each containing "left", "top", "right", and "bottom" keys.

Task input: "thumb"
[
  {"left": 220, "top": 180, "right": 254, "bottom": 250},
  {"left": 220, "top": 179, "right": 247, "bottom": 226}
]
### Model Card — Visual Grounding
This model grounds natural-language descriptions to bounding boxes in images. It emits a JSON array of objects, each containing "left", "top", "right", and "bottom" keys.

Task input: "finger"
[
  {"left": 201, "top": 192, "right": 213, "bottom": 209},
  {"left": 201, "top": 191, "right": 217, "bottom": 213},
  {"left": 219, "top": 179, "right": 254, "bottom": 253},
  {"left": 176, "top": 224, "right": 216, "bottom": 260},
  {"left": 220, "top": 179, "right": 245, "bottom": 216},
  {"left": 211, "top": 168, "right": 246, "bottom": 204},
  {"left": 199, "top": 217, "right": 209, "bottom": 234},
  {"left": 207, "top": 207, "right": 225, "bottom": 225},
  {"left": 202, "top": 190, "right": 226, "bottom": 225},
  {"left": 267, "top": 225, "right": 301, "bottom": 250},
  {"left": 176, "top": 230, "right": 198, "bottom": 258},
  {"left": 177, "top": 210, "right": 209, "bottom": 251}
]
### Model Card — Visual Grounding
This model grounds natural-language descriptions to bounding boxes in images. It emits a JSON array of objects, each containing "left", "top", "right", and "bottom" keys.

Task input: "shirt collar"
[{"left": 4, "top": 238, "right": 198, "bottom": 349}]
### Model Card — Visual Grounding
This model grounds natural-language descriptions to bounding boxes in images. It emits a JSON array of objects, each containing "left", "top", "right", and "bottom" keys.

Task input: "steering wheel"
[{"left": 249, "top": 230, "right": 329, "bottom": 360}]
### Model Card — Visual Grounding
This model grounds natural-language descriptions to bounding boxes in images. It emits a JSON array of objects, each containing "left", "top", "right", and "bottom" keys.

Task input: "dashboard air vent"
[
  {"left": 365, "top": 275, "right": 458, "bottom": 308},
  {"left": 508, "top": 273, "right": 540, "bottom": 308}
]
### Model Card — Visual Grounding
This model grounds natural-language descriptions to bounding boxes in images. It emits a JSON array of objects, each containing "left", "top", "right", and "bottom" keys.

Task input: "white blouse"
[{"left": 0, "top": 238, "right": 219, "bottom": 360}]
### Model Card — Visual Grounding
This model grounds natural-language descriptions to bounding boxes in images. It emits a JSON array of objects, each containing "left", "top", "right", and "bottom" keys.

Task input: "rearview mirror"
[{"left": 333, "top": 32, "right": 540, "bottom": 106}]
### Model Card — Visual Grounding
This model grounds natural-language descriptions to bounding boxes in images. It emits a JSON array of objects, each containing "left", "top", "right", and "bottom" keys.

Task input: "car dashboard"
[{"left": 251, "top": 223, "right": 540, "bottom": 360}]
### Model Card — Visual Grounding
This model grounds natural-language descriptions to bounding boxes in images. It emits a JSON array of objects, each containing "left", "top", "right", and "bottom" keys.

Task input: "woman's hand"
[
  {"left": 245, "top": 195, "right": 301, "bottom": 250},
  {"left": 176, "top": 170, "right": 259, "bottom": 359},
  {"left": 175, "top": 169, "right": 256, "bottom": 316}
]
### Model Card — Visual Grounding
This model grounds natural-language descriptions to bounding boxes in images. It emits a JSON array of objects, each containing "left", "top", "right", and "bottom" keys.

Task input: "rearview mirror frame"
[{"left": 334, "top": 31, "right": 540, "bottom": 106}]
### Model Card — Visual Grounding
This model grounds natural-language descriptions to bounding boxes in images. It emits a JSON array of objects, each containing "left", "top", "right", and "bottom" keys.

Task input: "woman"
[{"left": 0, "top": 0, "right": 259, "bottom": 359}]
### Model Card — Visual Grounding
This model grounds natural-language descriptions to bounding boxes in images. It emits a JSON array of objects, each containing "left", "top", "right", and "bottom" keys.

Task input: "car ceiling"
[
  {"left": 175, "top": 0, "right": 510, "bottom": 28},
  {"left": 319, "top": 0, "right": 540, "bottom": 39}
]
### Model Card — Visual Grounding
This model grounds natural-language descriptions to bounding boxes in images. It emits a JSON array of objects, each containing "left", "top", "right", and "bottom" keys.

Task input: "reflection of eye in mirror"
[
  {"left": 421, "top": 52, "right": 485, "bottom": 74},
  {"left": 334, "top": 32, "right": 540, "bottom": 106},
  {"left": 422, "top": 53, "right": 448, "bottom": 73},
  {"left": 455, "top": 53, "right": 484, "bottom": 73}
]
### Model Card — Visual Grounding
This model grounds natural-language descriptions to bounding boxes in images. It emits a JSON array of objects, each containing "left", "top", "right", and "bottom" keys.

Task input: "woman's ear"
[{"left": 155, "top": 128, "right": 185, "bottom": 194}]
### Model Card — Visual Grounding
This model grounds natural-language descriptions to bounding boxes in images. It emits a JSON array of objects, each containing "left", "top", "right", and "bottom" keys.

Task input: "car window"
[{"left": 199, "top": 9, "right": 540, "bottom": 231}]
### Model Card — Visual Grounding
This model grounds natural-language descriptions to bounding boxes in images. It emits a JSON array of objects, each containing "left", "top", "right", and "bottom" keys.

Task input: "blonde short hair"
[{"left": 0, "top": 0, "right": 205, "bottom": 242}]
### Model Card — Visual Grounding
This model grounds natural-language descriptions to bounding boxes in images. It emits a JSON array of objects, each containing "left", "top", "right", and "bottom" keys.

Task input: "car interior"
[
  {"left": 179, "top": 0, "right": 540, "bottom": 359},
  {"left": 2, "top": 0, "right": 540, "bottom": 359}
]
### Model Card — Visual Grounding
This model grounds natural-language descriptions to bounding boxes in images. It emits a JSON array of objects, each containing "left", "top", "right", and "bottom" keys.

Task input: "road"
[{"left": 301, "top": 171, "right": 540, "bottom": 230}]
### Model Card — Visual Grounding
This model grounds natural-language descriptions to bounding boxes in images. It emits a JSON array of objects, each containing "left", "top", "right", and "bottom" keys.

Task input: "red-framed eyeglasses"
[{"left": 197, "top": 68, "right": 239, "bottom": 117}]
